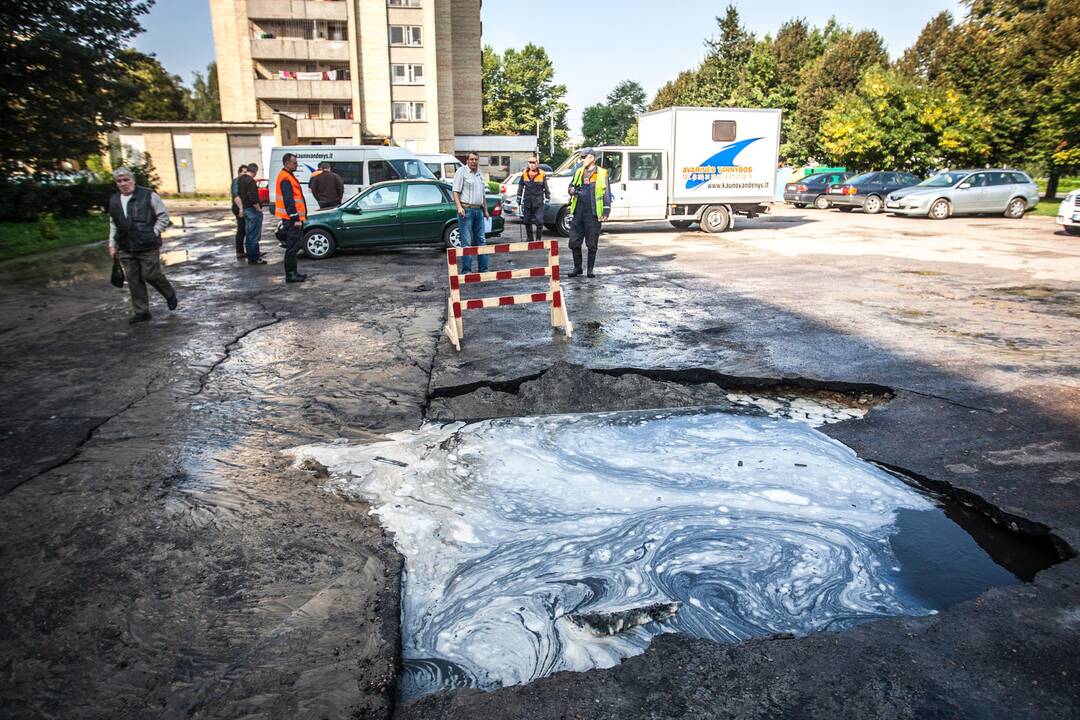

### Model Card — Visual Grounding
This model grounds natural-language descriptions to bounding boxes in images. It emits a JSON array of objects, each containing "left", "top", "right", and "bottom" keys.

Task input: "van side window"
[
  {"left": 425, "top": 162, "right": 442, "bottom": 179},
  {"left": 712, "top": 120, "right": 736, "bottom": 142},
  {"left": 368, "top": 160, "right": 400, "bottom": 184},
  {"left": 444, "top": 163, "right": 459, "bottom": 180},
  {"left": 332, "top": 162, "right": 363, "bottom": 185},
  {"left": 629, "top": 152, "right": 662, "bottom": 181},
  {"left": 599, "top": 151, "right": 622, "bottom": 183}
]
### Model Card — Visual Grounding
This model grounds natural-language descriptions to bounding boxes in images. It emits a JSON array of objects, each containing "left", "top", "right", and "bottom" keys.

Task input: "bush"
[
  {"left": 39, "top": 213, "right": 59, "bottom": 241},
  {"left": 0, "top": 180, "right": 114, "bottom": 222},
  {"left": 486, "top": 180, "right": 501, "bottom": 193}
]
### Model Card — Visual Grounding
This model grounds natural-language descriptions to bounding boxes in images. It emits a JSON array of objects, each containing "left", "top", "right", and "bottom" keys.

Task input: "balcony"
[
  {"left": 296, "top": 118, "right": 354, "bottom": 138},
  {"left": 247, "top": 0, "right": 348, "bottom": 20},
  {"left": 250, "top": 38, "right": 350, "bottom": 61},
  {"left": 255, "top": 79, "right": 352, "bottom": 100}
]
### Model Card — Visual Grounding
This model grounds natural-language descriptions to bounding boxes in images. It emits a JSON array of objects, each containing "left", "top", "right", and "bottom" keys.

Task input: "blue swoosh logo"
[
  {"left": 685, "top": 138, "right": 762, "bottom": 189},
  {"left": 303, "top": 162, "right": 318, "bottom": 173}
]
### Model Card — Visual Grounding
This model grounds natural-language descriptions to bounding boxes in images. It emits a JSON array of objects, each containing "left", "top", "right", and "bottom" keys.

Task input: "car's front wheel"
[
  {"left": 556, "top": 207, "right": 572, "bottom": 237},
  {"left": 1005, "top": 197, "right": 1027, "bottom": 219},
  {"left": 443, "top": 222, "right": 461, "bottom": 248},
  {"left": 929, "top": 199, "right": 951, "bottom": 220},
  {"left": 303, "top": 228, "right": 336, "bottom": 259},
  {"left": 863, "top": 195, "right": 883, "bottom": 214},
  {"left": 814, "top": 195, "right": 830, "bottom": 210}
]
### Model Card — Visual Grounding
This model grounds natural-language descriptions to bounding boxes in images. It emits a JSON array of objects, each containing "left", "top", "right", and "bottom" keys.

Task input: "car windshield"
[
  {"left": 845, "top": 172, "right": 875, "bottom": 185},
  {"left": 389, "top": 159, "right": 436, "bottom": 180},
  {"left": 553, "top": 154, "right": 582, "bottom": 177},
  {"left": 919, "top": 172, "right": 967, "bottom": 187}
]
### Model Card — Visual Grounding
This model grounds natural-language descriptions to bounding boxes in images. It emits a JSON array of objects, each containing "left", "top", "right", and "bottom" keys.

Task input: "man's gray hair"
[{"left": 113, "top": 167, "right": 135, "bottom": 180}]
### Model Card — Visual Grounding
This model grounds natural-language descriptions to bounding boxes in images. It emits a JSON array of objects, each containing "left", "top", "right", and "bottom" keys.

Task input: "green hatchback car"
[{"left": 300, "top": 179, "right": 504, "bottom": 259}]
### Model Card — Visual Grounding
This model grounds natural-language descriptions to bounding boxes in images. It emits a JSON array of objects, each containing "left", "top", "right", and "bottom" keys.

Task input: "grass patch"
[
  {"left": 1035, "top": 176, "right": 1080, "bottom": 199},
  {"left": 0, "top": 214, "right": 109, "bottom": 261},
  {"left": 1030, "top": 202, "right": 1066, "bottom": 218}
]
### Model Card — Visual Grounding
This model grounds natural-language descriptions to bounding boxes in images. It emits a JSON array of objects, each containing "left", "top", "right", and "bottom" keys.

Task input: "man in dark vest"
[
  {"left": 308, "top": 161, "right": 344, "bottom": 209},
  {"left": 107, "top": 167, "right": 177, "bottom": 323}
]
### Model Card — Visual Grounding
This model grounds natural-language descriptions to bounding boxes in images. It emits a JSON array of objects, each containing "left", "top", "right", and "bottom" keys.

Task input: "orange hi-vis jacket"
[{"left": 275, "top": 168, "right": 307, "bottom": 222}]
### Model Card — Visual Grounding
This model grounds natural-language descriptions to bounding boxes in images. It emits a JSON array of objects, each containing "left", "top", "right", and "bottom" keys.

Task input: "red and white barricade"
[{"left": 443, "top": 240, "right": 573, "bottom": 351}]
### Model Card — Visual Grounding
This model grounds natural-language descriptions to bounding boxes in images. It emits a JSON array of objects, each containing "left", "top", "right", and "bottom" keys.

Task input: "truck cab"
[{"left": 545, "top": 146, "right": 668, "bottom": 235}]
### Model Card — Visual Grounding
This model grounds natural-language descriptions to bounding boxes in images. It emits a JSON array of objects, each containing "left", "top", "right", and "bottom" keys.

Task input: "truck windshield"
[
  {"left": 553, "top": 154, "right": 582, "bottom": 177},
  {"left": 389, "top": 159, "right": 436, "bottom": 180}
]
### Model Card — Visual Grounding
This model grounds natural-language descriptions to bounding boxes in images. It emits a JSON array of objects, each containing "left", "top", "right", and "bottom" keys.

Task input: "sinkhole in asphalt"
[{"left": 291, "top": 403, "right": 1050, "bottom": 701}]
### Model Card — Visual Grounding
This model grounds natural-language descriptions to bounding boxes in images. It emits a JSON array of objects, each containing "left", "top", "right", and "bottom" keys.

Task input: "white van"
[
  {"left": 417, "top": 153, "right": 464, "bottom": 182},
  {"left": 268, "top": 145, "right": 436, "bottom": 211}
]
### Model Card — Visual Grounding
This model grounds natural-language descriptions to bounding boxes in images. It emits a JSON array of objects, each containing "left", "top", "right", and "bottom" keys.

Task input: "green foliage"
[
  {"left": 482, "top": 44, "right": 570, "bottom": 165},
  {"left": 187, "top": 62, "right": 221, "bottom": 121},
  {"left": 820, "top": 68, "right": 994, "bottom": 173},
  {"left": 120, "top": 49, "right": 189, "bottom": 120},
  {"left": 582, "top": 80, "right": 647, "bottom": 147},
  {"left": 0, "top": 214, "right": 110, "bottom": 261},
  {"left": 0, "top": 0, "right": 154, "bottom": 178},
  {"left": 39, "top": 213, "right": 60, "bottom": 241},
  {"left": 0, "top": 181, "right": 113, "bottom": 222}
]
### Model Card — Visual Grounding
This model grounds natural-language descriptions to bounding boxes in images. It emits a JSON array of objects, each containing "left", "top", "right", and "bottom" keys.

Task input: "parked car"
[
  {"left": 500, "top": 172, "right": 522, "bottom": 216},
  {"left": 784, "top": 171, "right": 853, "bottom": 209},
  {"left": 417, "top": 153, "right": 465, "bottom": 182},
  {"left": 1057, "top": 190, "right": 1080, "bottom": 235},
  {"left": 256, "top": 178, "right": 269, "bottom": 205},
  {"left": 300, "top": 179, "right": 504, "bottom": 259},
  {"left": 827, "top": 171, "right": 922, "bottom": 214},
  {"left": 886, "top": 170, "right": 1039, "bottom": 220}
]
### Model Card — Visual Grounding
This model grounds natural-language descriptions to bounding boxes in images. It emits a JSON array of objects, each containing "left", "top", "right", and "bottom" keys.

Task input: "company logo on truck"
[{"left": 682, "top": 137, "right": 762, "bottom": 189}]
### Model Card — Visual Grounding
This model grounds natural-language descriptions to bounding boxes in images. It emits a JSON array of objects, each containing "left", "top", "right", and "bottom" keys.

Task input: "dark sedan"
[
  {"left": 827, "top": 171, "right": 921, "bottom": 214},
  {"left": 300, "top": 179, "right": 504, "bottom": 259},
  {"left": 784, "top": 171, "right": 853, "bottom": 209}
]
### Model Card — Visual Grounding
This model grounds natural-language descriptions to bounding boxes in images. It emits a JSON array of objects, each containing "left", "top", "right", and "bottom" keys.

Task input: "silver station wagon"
[{"left": 886, "top": 169, "right": 1039, "bottom": 220}]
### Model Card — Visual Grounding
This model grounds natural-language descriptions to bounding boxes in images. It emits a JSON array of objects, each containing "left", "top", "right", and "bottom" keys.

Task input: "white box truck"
[{"left": 543, "top": 107, "right": 781, "bottom": 235}]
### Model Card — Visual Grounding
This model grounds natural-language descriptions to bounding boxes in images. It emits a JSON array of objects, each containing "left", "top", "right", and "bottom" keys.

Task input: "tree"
[
  {"left": 696, "top": 5, "right": 755, "bottom": 105},
  {"left": 581, "top": 80, "right": 646, "bottom": 147},
  {"left": 188, "top": 62, "right": 221, "bottom": 121},
  {"left": 821, "top": 68, "right": 994, "bottom": 173},
  {"left": 120, "top": 49, "right": 190, "bottom": 120},
  {"left": 481, "top": 44, "right": 570, "bottom": 164},
  {"left": 0, "top": 0, "right": 154, "bottom": 177}
]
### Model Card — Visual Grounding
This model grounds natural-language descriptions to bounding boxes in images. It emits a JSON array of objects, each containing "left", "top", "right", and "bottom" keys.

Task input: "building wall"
[
  {"left": 210, "top": 0, "right": 258, "bottom": 121},
  {"left": 434, "top": 0, "right": 456, "bottom": 153},
  {"left": 144, "top": 132, "right": 179, "bottom": 194},
  {"left": 354, "top": 0, "right": 392, "bottom": 138},
  {"left": 449, "top": 0, "right": 482, "bottom": 135},
  {"left": 190, "top": 131, "right": 235, "bottom": 194}
]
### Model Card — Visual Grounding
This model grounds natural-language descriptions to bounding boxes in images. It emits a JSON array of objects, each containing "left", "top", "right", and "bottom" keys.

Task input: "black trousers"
[
  {"left": 569, "top": 211, "right": 600, "bottom": 252},
  {"left": 233, "top": 210, "right": 245, "bottom": 255},
  {"left": 521, "top": 203, "right": 544, "bottom": 241},
  {"left": 283, "top": 223, "right": 303, "bottom": 274}
]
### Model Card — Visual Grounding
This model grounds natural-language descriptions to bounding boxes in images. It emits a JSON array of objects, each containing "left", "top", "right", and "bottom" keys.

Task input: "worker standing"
[
  {"left": 275, "top": 153, "right": 308, "bottom": 283},
  {"left": 309, "top": 161, "right": 345, "bottom": 209},
  {"left": 516, "top": 156, "right": 549, "bottom": 242},
  {"left": 567, "top": 148, "right": 611, "bottom": 278}
]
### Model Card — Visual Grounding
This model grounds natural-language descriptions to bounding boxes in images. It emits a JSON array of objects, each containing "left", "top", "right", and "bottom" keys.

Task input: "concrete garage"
[{"left": 0, "top": 206, "right": 1077, "bottom": 718}]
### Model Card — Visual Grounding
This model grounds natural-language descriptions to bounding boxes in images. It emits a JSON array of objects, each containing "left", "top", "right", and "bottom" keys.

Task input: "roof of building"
[
  {"left": 454, "top": 135, "right": 538, "bottom": 152},
  {"left": 123, "top": 120, "right": 276, "bottom": 130}
]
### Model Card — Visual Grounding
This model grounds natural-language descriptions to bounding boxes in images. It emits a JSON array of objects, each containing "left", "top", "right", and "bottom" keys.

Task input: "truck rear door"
[{"left": 623, "top": 151, "right": 667, "bottom": 220}]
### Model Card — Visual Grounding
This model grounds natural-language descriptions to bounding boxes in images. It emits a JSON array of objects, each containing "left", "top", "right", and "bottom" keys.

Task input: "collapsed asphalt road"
[{"left": 1, "top": 206, "right": 1078, "bottom": 718}]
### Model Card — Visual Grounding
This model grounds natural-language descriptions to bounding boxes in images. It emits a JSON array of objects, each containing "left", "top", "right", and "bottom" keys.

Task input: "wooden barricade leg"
[
  {"left": 443, "top": 297, "right": 461, "bottom": 351},
  {"left": 548, "top": 239, "right": 572, "bottom": 337},
  {"left": 445, "top": 249, "right": 463, "bottom": 350}
]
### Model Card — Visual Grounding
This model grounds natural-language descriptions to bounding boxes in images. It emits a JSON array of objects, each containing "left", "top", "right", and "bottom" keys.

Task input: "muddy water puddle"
[{"left": 291, "top": 406, "right": 1036, "bottom": 700}]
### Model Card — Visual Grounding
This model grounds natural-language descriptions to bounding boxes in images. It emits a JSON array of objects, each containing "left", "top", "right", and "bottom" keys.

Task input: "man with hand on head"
[
  {"left": 275, "top": 153, "right": 308, "bottom": 283},
  {"left": 567, "top": 148, "right": 611, "bottom": 278},
  {"left": 107, "top": 167, "right": 177, "bottom": 323}
]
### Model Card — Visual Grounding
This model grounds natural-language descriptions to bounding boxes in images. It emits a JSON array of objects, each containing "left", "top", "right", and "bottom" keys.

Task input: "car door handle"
[
  {"left": 654, "top": 182, "right": 659, "bottom": 190},
  {"left": 621, "top": 183, "right": 627, "bottom": 190}
]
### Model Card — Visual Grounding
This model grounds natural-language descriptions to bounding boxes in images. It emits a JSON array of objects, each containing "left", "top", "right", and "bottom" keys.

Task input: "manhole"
[{"left": 291, "top": 406, "right": 1050, "bottom": 700}]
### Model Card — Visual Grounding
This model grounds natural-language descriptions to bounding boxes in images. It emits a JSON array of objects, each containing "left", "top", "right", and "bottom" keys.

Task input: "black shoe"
[
  {"left": 285, "top": 272, "right": 307, "bottom": 283},
  {"left": 247, "top": 257, "right": 267, "bottom": 265},
  {"left": 236, "top": 253, "right": 247, "bottom": 260},
  {"left": 586, "top": 272, "right": 595, "bottom": 278},
  {"left": 129, "top": 311, "right": 152, "bottom": 324},
  {"left": 568, "top": 268, "right": 583, "bottom": 277},
  {"left": 166, "top": 294, "right": 178, "bottom": 310}
]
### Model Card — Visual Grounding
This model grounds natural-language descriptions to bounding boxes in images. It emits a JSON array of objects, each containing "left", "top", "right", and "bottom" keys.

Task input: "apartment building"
[{"left": 209, "top": 0, "right": 482, "bottom": 152}]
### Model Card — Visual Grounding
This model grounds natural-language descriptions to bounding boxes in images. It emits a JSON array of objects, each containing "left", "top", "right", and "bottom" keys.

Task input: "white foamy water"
[{"left": 288, "top": 409, "right": 935, "bottom": 698}]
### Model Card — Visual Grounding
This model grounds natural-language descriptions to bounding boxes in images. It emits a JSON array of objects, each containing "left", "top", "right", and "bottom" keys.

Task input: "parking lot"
[{"left": 1, "top": 203, "right": 1078, "bottom": 718}]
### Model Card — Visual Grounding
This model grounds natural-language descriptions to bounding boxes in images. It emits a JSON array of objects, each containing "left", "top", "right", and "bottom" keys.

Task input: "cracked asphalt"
[{"left": 1, "top": 204, "right": 1078, "bottom": 719}]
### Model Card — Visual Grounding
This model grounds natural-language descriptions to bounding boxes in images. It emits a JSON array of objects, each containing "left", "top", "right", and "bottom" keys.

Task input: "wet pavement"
[{"left": 1, "top": 206, "right": 1078, "bottom": 718}]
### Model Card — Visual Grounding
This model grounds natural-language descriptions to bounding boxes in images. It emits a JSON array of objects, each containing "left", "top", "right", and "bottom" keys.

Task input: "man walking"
[
  {"left": 567, "top": 148, "right": 611, "bottom": 278},
  {"left": 237, "top": 163, "right": 265, "bottom": 264},
  {"left": 516, "top": 156, "right": 549, "bottom": 242},
  {"left": 231, "top": 164, "right": 247, "bottom": 259},
  {"left": 451, "top": 152, "right": 490, "bottom": 273},
  {"left": 275, "top": 153, "right": 308, "bottom": 283},
  {"left": 107, "top": 167, "right": 177, "bottom": 323},
  {"left": 308, "top": 161, "right": 344, "bottom": 209}
]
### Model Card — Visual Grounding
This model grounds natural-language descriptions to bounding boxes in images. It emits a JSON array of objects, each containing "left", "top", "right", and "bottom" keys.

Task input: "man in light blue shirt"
[{"left": 451, "top": 152, "right": 491, "bottom": 273}]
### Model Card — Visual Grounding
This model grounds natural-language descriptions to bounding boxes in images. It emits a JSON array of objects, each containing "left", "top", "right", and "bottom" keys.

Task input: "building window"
[
  {"left": 392, "top": 101, "right": 426, "bottom": 121},
  {"left": 388, "top": 0, "right": 421, "bottom": 6},
  {"left": 389, "top": 25, "right": 422, "bottom": 46},
  {"left": 390, "top": 63, "right": 424, "bottom": 84}
]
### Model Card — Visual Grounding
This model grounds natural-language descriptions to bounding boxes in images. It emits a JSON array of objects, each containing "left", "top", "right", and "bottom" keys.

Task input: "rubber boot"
[
  {"left": 524, "top": 223, "right": 534, "bottom": 242},
  {"left": 568, "top": 248, "right": 583, "bottom": 277},
  {"left": 535, "top": 226, "right": 543, "bottom": 242},
  {"left": 586, "top": 249, "right": 597, "bottom": 278}
]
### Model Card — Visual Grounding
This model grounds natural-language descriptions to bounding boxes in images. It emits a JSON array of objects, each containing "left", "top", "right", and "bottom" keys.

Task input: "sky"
[{"left": 136, "top": 0, "right": 967, "bottom": 134}]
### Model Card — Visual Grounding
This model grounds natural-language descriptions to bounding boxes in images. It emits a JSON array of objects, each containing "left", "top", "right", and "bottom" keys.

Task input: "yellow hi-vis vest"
[{"left": 569, "top": 166, "right": 608, "bottom": 220}]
